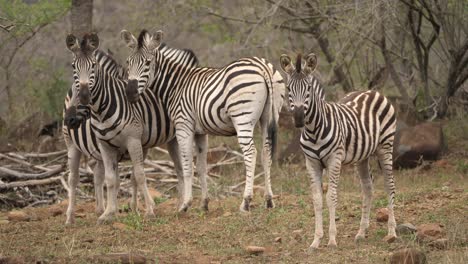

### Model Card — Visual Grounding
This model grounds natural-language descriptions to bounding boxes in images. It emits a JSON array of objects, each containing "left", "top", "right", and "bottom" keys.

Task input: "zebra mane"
[
  {"left": 158, "top": 43, "right": 199, "bottom": 68},
  {"left": 94, "top": 49, "right": 127, "bottom": 79},
  {"left": 295, "top": 53, "right": 302, "bottom": 73},
  {"left": 137, "top": 29, "right": 149, "bottom": 49}
]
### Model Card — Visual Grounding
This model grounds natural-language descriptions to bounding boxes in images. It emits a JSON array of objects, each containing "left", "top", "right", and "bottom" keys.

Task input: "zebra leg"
[
  {"left": 325, "top": 153, "right": 343, "bottom": 248},
  {"left": 306, "top": 157, "right": 324, "bottom": 251},
  {"left": 355, "top": 158, "right": 373, "bottom": 242},
  {"left": 261, "top": 119, "right": 274, "bottom": 209},
  {"left": 65, "top": 146, "right": 81, "bottom": 225},
  {"left": 377, "top": 147, "right": 397, "bottom": 239},
  {"left": 176, "top": 128, "right": 195, "bottom": 212},
  {"left": 92, "top": 161, "right": 105, "bottom": 215},
  {"left": 97, "top": 143, "right": 119, "bottom": 224},
  {"left": 127, "top": 138, "right": 155, "bottom": 219},
  {"left": 167, "top": 138, "right": 184, "bottom": 207},
  {"left": 237, "top": 128, "right": 257, "bottom": 212},
  {"left": 129, "top": 169, "right": 138, "bottom": 212},
  {"left": 195, "top": 134, "right": 209, "bottom": 211}
]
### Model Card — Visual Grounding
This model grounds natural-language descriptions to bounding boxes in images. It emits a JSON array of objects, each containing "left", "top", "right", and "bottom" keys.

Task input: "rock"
[
  {"left": 112, "top": 222, "right": 127, "bottom": 231},
  {"left": 292, "top": 229, "right": 303, "bottom": 241},
  {"left": 394, "top": 122, "right": 445, "bottom": 169},
  {"left": 390, "top": 248, "right": 427, "bottom": 264},
  {"left": 49, "top": 207, "right": 63, "bottom": 217},
  {"left": 222, "top": 211, "right": 232, "bottom": 217},
  {"left": 274, "top": 237, "right": 282, "bottom": 243},
  {"left": 75, "top": 212, "right": 86, "bottom": 219},
  {"left": 384, "top": 235, "right": 397, "bottom": 243},
  {"left": 0, "top": 220, "right": 9, "bottom": 225},
  {"left": 92, "top": 253, "right": 147, "bottom": 264},
  {"left": 396, "top": 223, "right": 418, "bottom": 235},
  {"left": 245, "top": 246, "right": 265, "bottom": 255},
  {"left": 7, "top": 211, "right": 30, "bottom": 222},
  {"left": 417, "top": 223, "right": 445, "bottom": 242},
  {"left": 376, "top": 208, "right": 389, "bottom": 222},
  {"left": 428, "top": 238, "right": 449, "bottom": 250}
]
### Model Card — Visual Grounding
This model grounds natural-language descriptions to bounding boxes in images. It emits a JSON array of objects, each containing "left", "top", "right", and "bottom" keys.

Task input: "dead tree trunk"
[{"left": 71, "top": 0, "right": 93, "bottom": 37}]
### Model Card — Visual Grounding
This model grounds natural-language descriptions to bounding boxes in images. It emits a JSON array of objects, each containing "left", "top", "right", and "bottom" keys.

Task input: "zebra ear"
[
  {"left": 304, "top": 53, "right": 317, "bottom": 74},
  {"left": 121, "top": 30, "right": 137, "bottom": 49},
  {"left": 148, "top": 30, "right": 164, "bottom": 52},
  {"left": 87, "top": 33, "right": 100, "bottom": 52},
  {"left": 66, "top": 34, "right": 80, "bottom": 53},
  {"left": 280, "top": 54, "right": 294, "bottom": 74}
]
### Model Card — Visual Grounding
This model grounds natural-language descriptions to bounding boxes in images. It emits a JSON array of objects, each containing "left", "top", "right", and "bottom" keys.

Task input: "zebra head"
[
  {"left": 280, "top": 53, "right": 318, "bottom": 128},
  {"left": 64, "top": 33, "right": 100, "bottom": 129},
  {"left": 120, "top": 29, "right": 163, "bottom": 103}
]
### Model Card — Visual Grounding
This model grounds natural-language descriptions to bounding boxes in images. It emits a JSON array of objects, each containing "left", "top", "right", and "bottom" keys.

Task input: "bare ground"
[{"left": 1, "top": 154, "right": 467, "bottom": 264}]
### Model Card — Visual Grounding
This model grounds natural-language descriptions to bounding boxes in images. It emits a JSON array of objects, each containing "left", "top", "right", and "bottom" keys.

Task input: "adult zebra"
[
  {"left": 62, "top": 48, "right": 127, "bottom": 225},
  {"left": 279, "top": 53, "right": 397, "bottom": 250},
  {"left": 120, "top": 30, "right": 285, "bottom": 212},
  {"left": 64, "top": 33, "right": 199, "bottom": 223}
]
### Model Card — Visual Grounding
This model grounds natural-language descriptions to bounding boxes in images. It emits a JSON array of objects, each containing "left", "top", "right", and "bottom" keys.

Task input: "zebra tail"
[{"left": 266, "top": 71, "right": 277, "bottom": 161}]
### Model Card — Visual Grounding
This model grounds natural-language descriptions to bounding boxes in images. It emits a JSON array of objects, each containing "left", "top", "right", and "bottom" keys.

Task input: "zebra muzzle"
[
  {"left": 126, "top": 79, "right": 139, "bottom": 103},
  {"left": 64, "top": 106, "right": 81, "bottom": 129},
  {"left": 293, "top": 106, "right": 305, "bottom": 128}
]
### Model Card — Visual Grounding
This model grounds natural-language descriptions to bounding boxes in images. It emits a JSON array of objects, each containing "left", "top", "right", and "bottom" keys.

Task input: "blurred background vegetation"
[{"left": 0, "top": 0, "right": 467, "bottom": 151}]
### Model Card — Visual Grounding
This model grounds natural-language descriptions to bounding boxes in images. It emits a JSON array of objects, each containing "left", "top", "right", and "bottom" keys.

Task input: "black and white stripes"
[
  {"left": 121, "top": 30, "right": 285, "bottom": 212},
  {"left": 280, "top": 53, "right": 397, "bottom": 250}
]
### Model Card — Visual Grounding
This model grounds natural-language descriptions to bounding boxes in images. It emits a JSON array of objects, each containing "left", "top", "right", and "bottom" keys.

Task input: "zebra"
[
  {"left": 62, "top": 48, "right": 128, "bottom": 225},
  {"left": 279, "top": 53, "right": 397, "bottom": 250},
  {"left": 120, "top": 29, "right": 286, "bottom": 212},
  {"left": 64, "top": 32, "right": 194, "bottom": 223}
]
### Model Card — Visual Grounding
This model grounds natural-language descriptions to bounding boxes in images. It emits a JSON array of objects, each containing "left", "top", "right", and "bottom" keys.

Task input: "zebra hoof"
[
  {"left": 200, "top": 198, "right": 209, "bottom": 211},
  {"left": 354, "top": 233, "right": 366, "bottom": 243},
  {"left": 97, "top": 213, "right": 115, "bottom": 225},
  {"left": 178, "top": 203, "right": 190, "bottom": 213},
  {"left": 265, "top": 198, "right": 275, "bottom": 209},
  {"left": 239, "top": 198, "right": 251, "bottom": 212}
]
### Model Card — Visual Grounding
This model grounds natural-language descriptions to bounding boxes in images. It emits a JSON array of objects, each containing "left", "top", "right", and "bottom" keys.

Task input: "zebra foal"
[
  {"left": 120, "top": 30, "right": 286, "bottom": 212},
  {"left": 279, "top": 53, "right": 397, "bottom": 250}
]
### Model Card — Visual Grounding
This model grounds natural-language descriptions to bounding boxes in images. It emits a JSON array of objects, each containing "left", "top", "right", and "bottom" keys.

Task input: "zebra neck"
[
  {"left": 304, "top": 88, "right": 329, "bottom": 138},
  {"left": 89, "top": 66, "right": 128, "bottom": 123},
  {"left": 151, "top": 54, "right": 194, "bottom": 106}
]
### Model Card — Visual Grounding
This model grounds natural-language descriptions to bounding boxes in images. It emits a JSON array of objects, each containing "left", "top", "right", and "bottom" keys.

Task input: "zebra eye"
[{"left": 145, "top": 59, "right": 151, "bottom": 66}]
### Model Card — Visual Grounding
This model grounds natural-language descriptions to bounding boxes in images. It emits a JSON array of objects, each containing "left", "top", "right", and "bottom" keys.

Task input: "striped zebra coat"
[
  {"left": 280, "top": 53, "right": 397, "bottom": 250},
  {"left": 121, "top": 30, "right": 285, "bottom": 212},
  {"left": 64, "top": 33, "right": 196, "bottom": 223},
  {"left": 62, "top": 49, "right": 127, "bottom": 224}
]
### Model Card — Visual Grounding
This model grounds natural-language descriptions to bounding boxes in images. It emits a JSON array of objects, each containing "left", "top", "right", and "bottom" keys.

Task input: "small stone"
[
  {"left": 7, "top": 211, "right": 30, "bottom": 222},
  {"left": 49, "top": 207, "right": 63, "bottom": 217},
  {"left": 245, "top": 246, "right": 265, "bottom": 255},
  {"left": 0, "top": 220, "right": 9, "bottom": 225},
  {"left": 453, "top": 188, "right": 463, "bottom": 193},
  {"left": 417, "top": 223, "right": 445, "bottom": 242},
  {"left": 376, "top": 208, "right": 389, "bottom": 222},
  {"left": 428, "top": 238, "right": 449, "bottom": 250},
  {"left": 396, "top": 223, "right": 418, "bottom": 235},
  {"left": 112, "top": 222, "right": 127, "bottom": 231},
  {"left": 274, "top": 237, "right": 282, "bottom": 243},
  {"left": 390, "top": 248, "right": 427, "bottom": 264},
  {"left": 223, "top": 211, "right": 232, "bottom": 217},
  {"left": 384, "top": 235, "right": 397, "bottom": 243},
  {"left": 292, "top": 229, "right": 303, "bottom": 241},
  {"left": 75, "top": 212, "right": 86, "bottom": 219}
]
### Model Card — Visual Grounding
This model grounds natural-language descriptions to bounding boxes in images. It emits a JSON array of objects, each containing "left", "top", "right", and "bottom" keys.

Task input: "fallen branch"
[
  {"left": 0, "top": 165, "right": 63, "bottom": 180},
  {"left": 0, "top": 153, "right": 52, "bottom": 171},
  {"left": 23, "top": 150, "right": 67, "bottom": 158},
  {"left": 0, "top": 176, "right": 62, "bottom": 190}
]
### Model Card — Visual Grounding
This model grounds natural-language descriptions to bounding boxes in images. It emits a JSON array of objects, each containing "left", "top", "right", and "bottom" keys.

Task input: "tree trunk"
[{"left": 71, "top": 0, "right": 93, "bottom": 37}]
